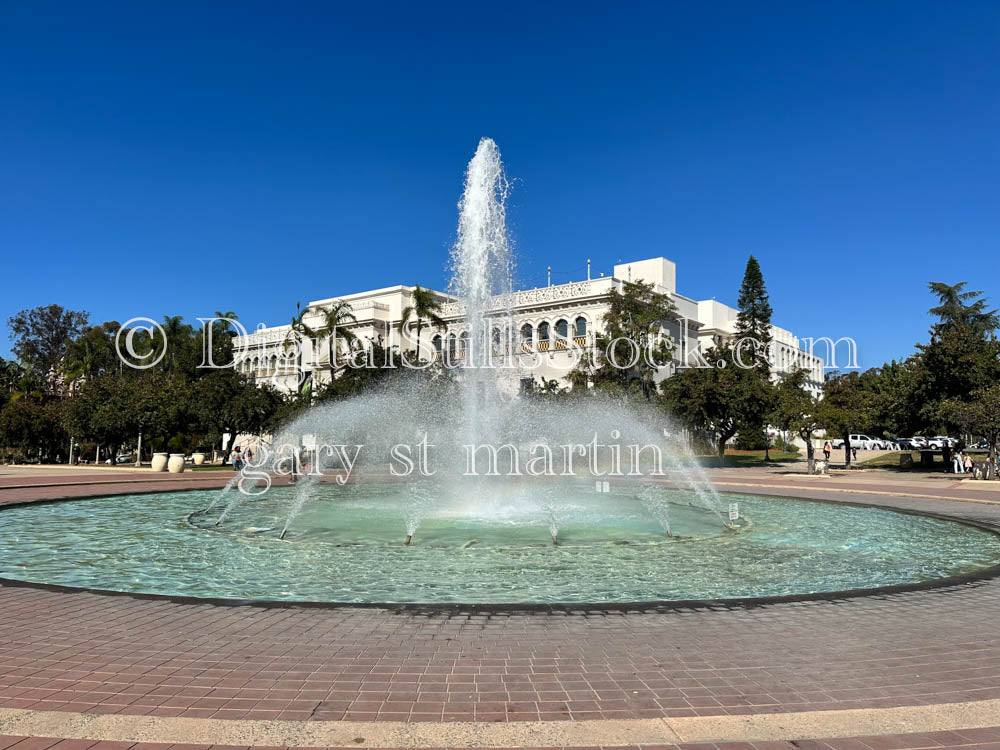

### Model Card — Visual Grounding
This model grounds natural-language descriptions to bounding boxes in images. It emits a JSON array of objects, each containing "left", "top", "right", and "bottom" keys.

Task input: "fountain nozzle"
[
  {"left": 278, "top": 529, "right": 288, "bottom": 540},
  {"left": 551, "top": 534, "right": 559, "bottom": 546},
  {"left": 405, "top": 534, "right": 412, "bottom": 545}
]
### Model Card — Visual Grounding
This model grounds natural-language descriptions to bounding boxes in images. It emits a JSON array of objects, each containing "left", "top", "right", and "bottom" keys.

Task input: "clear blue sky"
[{"left": 2, "top": 1, "right": 998, "bottom": 368}]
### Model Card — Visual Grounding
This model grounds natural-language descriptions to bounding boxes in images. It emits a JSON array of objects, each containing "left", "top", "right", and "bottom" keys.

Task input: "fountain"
[
  {"left": 4, "top": 138, "right": 997, "bottom": 605},
  {"left": 209, "top": 138, "right": 722, "bottom": 545},
  {"left": 208, "top": 136, "right": 725, "bottom": 546}
]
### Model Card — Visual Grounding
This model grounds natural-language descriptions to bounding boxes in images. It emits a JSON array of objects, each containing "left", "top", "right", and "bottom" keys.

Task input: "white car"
[
  {"left": 927, "top": 436, "right": 956, "bottom": 449},
  {"left": 830, "top": 434, "right": 877, "bottom": 450}
]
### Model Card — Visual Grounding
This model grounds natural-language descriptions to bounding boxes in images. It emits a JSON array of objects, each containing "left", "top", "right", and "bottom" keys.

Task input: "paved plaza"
[{"left": 1, "top": 465, "right": 999, "bottom": 748}]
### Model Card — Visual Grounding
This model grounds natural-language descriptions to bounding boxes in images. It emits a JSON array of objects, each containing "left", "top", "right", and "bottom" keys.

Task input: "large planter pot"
[
  {"left": 150, "top": 452, "right": 169, "bottom": 472},
  {"left": 167, "top": 454, "right": 186, "bottom": 473},
  {"left": 192, "top": 452, "right": 206, "bottom": 466}
]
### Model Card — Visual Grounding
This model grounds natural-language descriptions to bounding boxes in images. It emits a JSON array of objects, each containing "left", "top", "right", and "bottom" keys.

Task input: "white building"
[
  {"left": 696, "top": 299, "right": 824, "bottom": 397},
  {"left": 236, "top": 256, "right": 824, "bottom": 396}
]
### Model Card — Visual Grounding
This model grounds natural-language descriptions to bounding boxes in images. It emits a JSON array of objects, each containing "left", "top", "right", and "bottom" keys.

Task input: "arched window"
[
  {"left": 575, "top": 317, "right": 587, "bottom": 337},
  {"left": 270, "top": 355, "right": 278, "bottom": 374},
  {"left": 538, "top": 322, "right": 550, "bottom": 341},
  {"left": 432, "top": 335, "right": 442, "bottom": 353},
  {"left": 520, "top": 323, "right": 533, "bottom": 341},
  {"left": 555, "top": 319, "right": 568, "bottom": 338},
  {"left": 447, "top": 334, "right": 457, "bottom": 357},
  {"left": 492, "top": 328, "right": 501, "bottom": 345},
  {"left": 459, "top": 331, "right": 469, "bottom": 356}
]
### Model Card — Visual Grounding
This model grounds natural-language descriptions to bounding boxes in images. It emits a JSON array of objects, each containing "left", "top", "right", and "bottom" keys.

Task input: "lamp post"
[{"left": 68, "top": 437, "right": 75, "bottom": 466}]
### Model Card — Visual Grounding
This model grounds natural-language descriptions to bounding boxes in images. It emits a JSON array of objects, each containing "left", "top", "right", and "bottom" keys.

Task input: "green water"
[{"left": 0, "top": 483, "right": 997, "bottom": 604}]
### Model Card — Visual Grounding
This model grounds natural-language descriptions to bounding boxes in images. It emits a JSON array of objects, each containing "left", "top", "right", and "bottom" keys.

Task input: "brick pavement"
[{"left": 0, "top": 467, "right": 999, "bottom": 746}]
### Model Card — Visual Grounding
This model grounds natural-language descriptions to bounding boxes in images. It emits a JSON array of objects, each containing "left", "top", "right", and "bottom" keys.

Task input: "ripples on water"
[{"left": 0, "top": 484, "right": 998, "bottom": 603}]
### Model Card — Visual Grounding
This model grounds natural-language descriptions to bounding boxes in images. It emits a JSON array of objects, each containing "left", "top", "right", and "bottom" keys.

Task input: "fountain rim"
[{"left": 1, "top": 487, "right": 999, "bottom": 613}]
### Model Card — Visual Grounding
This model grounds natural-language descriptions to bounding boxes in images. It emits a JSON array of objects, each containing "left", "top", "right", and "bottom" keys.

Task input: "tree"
[
  {"left": 63, "top": 322, "right": 121, "bottom": 384},
  {"left": 7, "top": 304, "right": 89, "bottom": 379},
  {"left": 734, "top": 255, "right": 775, "bottom": 459},
  {"left": 193, "top": 370, "right": 283, "bottom": 461},
  {"left": 284, "top": 302, "right": 317, "bottom": 395},
  {"left": 522, "top": 376, "right": 567, "bottom": 398},
  {"left": 939, "top": 385, "right": 1000, "bottom": 472},
  {"left": 660, "top": 342, "right": 742, "bottom": 459},
  {"left": 583, "top": 280, "right": 676, "bottom": 399},
  {"left": 771, "top": 368, "right": 822, "bottom": 472},
  {"left": 0, "top": 398, "right": 68, "bottom": 461},
  {"left": 199, "top": 311, "right": 241, "bottom": 374},
  {"left": 0, "top": 358, "right": 19, "bottom": 410},
  {"left": 928, "top": 281, "right": 999, "bottom": 335},
  {"left": 735, "top": 254, "right": 774, "bottom": 361},
  {"left": 318, "top": 300, "right": 358, "bottom": 373},
  {"left": 909, "top": 322, "right": 1000, "bottom": 433},
  {"left": 63, "top": 375, "right": 137, "bottom": 459},
  {"left": 817, "top": 372, "right": 876, "bottom": 468},
  {"left": 313, "top": 339, "right": 408, "bottom": 403},
  {"left": 158, "top": 315, "right": 196, "bottom": 374},
  {"left": 400, "top": 286, "right": 445, "bottom": 362}
]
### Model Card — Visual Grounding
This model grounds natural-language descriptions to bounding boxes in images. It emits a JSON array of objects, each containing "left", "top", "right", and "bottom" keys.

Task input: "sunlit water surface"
[{"left": 1, "top": 485, "right": 998, "bottom": 604}]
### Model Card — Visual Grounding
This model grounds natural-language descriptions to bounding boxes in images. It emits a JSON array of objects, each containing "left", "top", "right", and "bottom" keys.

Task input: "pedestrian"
[
  {"left": 231, "top": 446, "right": 242, "bottom": 472},
  {"left": 823, "top": 440, "right": 831, "bottom": 461},
  {"left": 963, "top": 452, "right": 974, "bottom": 473},
  {"left": 952, "top": 450, "right": 964, "bottom": 474}
]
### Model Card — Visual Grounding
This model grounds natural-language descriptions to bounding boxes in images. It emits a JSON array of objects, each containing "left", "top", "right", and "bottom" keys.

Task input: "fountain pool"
[{"left": 1, "top": 485, "right": 998, "bottom": 605}]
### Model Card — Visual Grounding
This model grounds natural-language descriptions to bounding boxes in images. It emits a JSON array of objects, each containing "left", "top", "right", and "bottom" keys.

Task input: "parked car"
[
  {"left": 975, "top": 439, "right": 991, "bottom": 449},
  {"left": 115, "top": 453, "right": 134, "bottom": 464},
  {"left": 895, "top": 438, "right": 915, "bottom": 450},
  {"left": 926, "top": 436, "right": 955, "bottom": 449},
  {"left": 909, "top": 436, "right": 930, "bottom": 448},
  {"left": 830, "top": 434, "right": 877, "bottom": 450}
]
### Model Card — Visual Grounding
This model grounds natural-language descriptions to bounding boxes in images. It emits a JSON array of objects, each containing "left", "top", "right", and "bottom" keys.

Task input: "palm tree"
[
  {"left": 209, "top": 310, "right": 240, "bottom": 369},
  {"left": 161, "top": 315, "right": 189, "bottom": 372},
  {"left": 0, "top": 359, "right": 23, "bottom": 395},
  {"left": 63, "top": 337, "right": 99, "bottom": 383},
  {"left": 212, "top": 310, "right": 239, "bottom": 337},
  {"left": 11, "top": 372, "right": 44, "bottom": 403},
  {"left": 400, "top": 286, "right": 446, "bottom": 362},
  {"left": 318, "top": 301, "right": 358, "bottom": 371},
  {"left": 284, "top": 302, "right": 317, "bottom": 393},
  {"left": 928, "top": 282, "right": 999, "bottom": 336}
]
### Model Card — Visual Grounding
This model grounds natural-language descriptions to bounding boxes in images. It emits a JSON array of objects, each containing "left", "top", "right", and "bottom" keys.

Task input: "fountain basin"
[{"left": 0, "top": 484, "right": 998, "bottom": 605}]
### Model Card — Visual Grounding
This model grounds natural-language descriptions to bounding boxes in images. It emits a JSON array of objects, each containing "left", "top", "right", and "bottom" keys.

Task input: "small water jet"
[
  {"left": 639, "top": 485, "right": 674, "bottom": 537},
  {"left": 279, "top": 474, "right": 319, "bottom": 540}
]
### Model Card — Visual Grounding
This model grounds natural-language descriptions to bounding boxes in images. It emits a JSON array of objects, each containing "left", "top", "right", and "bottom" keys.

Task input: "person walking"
[
  {"left": 952, "top": 450, "right": 964, "bottom": 474},
  {"left": 823, "top": 440, "right": 832, "bottom": 461}
]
